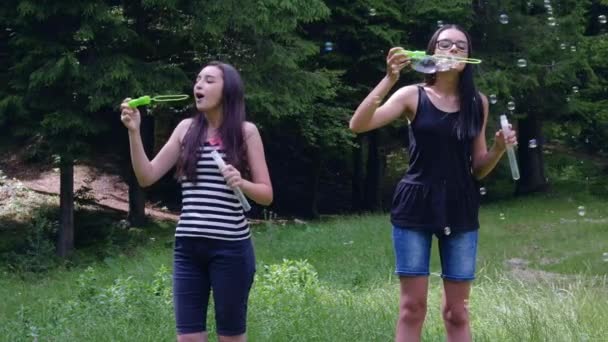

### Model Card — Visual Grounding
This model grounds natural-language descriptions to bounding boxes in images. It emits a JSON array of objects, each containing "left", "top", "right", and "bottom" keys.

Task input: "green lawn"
[{"left": 1, "top": 189, "right": 607, "bottom": 341}]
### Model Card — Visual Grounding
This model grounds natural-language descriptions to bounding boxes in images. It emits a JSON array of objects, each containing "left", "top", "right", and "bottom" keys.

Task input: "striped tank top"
[{"left": 175, "top": 142, "right": 250, "bottom": 241}]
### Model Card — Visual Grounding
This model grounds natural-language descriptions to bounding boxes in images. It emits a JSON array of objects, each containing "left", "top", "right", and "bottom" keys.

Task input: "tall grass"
[{"left": 1, "top": 190, "right": 607, "bottom": 341}]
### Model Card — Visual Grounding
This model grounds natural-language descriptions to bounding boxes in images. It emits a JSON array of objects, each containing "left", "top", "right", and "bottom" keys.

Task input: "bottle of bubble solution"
[{"left": 500, "top": 114, "right": 520, "bottom": 180}]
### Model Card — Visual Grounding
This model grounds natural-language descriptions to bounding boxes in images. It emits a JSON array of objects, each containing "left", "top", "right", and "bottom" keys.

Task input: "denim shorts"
[
  {"left": 392, "top": 225, "right": 478, "bottom": 281},
  {"left": 173, "top": 236, "right": 256, "bottom": 336}
]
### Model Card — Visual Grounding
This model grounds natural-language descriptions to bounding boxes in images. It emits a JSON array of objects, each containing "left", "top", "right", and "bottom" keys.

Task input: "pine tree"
[{"left": 2, "top": 0, "right": 190, "bottom": 256}]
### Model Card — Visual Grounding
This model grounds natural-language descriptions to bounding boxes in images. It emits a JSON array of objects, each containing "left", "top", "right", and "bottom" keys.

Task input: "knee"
[
  {"left": 177, "top": 332, "right": 207, "bottom": 342},
  {"left": 218, "top": 335, "right": 246, "bottom": 342},
  {"left": 442, "top": 303, "right": 469, "bottom": 326},
  {"left": 399, "top": 298, "right": 427, "bottom": 324}
]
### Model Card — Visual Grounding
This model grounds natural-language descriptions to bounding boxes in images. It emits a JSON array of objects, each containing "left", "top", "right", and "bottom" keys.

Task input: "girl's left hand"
[
  {"left": 494, "top": 125, "right": 518, "bottom": 152},
  {"left": 221, "top": 164, "right": 243, "bottom": 189}
]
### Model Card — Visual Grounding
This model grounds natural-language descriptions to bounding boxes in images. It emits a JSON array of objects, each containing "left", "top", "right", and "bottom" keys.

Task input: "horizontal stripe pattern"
[{"left": 176, "top": 143, "right": 249, "bottom": 240}]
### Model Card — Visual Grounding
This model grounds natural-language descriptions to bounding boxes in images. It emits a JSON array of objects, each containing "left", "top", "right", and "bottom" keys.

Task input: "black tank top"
[{"left": 390, "top": 86, "right": 480, "bottom": 233}]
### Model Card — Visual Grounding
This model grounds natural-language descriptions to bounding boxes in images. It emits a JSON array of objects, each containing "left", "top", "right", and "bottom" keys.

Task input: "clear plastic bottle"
[{"left": 500, "top": 114, "right": 520, "bottom": 180}]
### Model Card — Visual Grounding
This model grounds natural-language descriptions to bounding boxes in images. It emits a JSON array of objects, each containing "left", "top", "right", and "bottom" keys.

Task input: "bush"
[{"left": 4, "top": 207, "right": 59, "bottom": 274}]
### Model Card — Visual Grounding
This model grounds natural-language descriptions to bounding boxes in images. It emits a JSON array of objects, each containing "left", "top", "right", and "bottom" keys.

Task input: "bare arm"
[
  {"left": 121, "top": 99, "right": 191, "bottom": 187},
  {"left": 222, "top": 122, "right": 273, "bottom": 206},
  {"left": 471, "top": 94, "right": 517, "bottom": 180},
  {"left": 349, "top": 47, "right": 416, "bottom": 133},
  {"left": 128, "top": 120, "right": 190, "bottom": 187}
]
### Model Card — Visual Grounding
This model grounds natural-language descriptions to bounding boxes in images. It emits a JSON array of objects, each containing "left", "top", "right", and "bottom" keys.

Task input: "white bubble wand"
[
  {"left": 210, "top": 150, "right": 252, "bottom": 212},
  {"left": 500, "top": 115, "right": 520, "bottom": 180}
]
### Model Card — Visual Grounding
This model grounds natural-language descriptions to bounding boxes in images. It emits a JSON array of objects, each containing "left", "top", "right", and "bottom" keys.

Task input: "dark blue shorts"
[
  {"left": 392, "top": 225, "right": 478, "bottom": 281},
  {"left": 173, "top": 236, "right": 256, "bottom": 336}
]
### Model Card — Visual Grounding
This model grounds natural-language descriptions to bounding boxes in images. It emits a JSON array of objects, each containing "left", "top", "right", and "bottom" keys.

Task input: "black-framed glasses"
[{"left": 436, "top": 39, "right": 468, "bottom": 51}]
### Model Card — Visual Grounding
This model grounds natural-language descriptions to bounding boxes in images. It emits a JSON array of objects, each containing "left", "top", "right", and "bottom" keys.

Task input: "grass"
[
  {"left": 1, "top": 189, "right": 607, "bottom": 341},
  {"left": 1, "top": 148, "right": 607, "bottom": 341}
]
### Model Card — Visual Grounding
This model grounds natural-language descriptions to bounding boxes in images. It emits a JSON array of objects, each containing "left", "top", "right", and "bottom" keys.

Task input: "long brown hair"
[
  {"left": 176, "top": 62, "right": 247, "bottom": 181},
  {"left": 424, "top": 24, "right": 483, "bottom": 140}
]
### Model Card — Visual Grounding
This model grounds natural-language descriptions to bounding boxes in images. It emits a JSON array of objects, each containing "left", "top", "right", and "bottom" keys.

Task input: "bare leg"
[
  {"left": 395, "top": 276, "right": 429, "bottom": 342},
  {"left": 442, "top": 279, "right": 472, "bottom": 342},
  {"left": 219, "top": 334, "right": 246, "bottom": 342},
  {"left": 177, "top": 332, "right": 208, "bottom": 342}
]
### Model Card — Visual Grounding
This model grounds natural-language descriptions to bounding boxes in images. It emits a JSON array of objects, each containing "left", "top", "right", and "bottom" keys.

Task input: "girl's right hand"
[
  {"left": 386, "top": 47, "right": 411, "bottom": 81},
  {"left": 120, "top": 98, "right": 141, "bottom": 132}
]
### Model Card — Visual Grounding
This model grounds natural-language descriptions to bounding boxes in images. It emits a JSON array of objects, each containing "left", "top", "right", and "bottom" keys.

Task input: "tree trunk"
[
  {"left": 128, "top": 176, "right": 147, "bottom": 226},
  {"left": 127, "top": 108, "right": 154, "bottom": 226},
  {"left": 516, "top": 113, "right": 549, "bottom": 195},
  {"left": 57, "top": 157, "right": 74, "bottom": 257},
  {"left": 364, "top": 131, "right": 384, "bottom": 211},
  {"left": 308, "top": 152, "right": 322, "bottom": 219},
  {"left": 351, "top": 135, "right": 365, "bottom": 212}
]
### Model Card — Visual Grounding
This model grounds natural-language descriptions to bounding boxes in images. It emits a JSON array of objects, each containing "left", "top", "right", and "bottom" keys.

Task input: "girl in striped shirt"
[{"left": 120, "top": 61, "right": 272, "bottom": 342}]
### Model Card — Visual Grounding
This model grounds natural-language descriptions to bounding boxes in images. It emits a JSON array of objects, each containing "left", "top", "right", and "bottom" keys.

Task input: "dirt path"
[{"left": 1, "top": 151, "right": 179, "bottom": 222}]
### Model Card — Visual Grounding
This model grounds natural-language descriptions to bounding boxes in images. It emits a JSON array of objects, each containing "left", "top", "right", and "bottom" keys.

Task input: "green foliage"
[
  {"left": 471, "top": 0, "right": 608, "bottom": 152},
  {"left": 2, "top": 0, "right": 608, "bottom": 220},
  {"left": 4, "top": 207, "right": 59, "bottom": 274},
  {"left": 258, "top": 259, "right": 319, "bottom": 293}
]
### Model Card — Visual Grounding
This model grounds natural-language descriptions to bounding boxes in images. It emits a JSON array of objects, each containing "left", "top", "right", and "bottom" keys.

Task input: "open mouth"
[{"left": 195, "top": 93, "right": 205, "bottom": 101}]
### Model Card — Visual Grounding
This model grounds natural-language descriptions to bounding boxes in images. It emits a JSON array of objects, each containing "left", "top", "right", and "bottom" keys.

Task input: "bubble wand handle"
[
  {"left": 127, "top": 96, "right": 152, "bottom": 108},
  {"left": 210, "top": 150, "right": 252, "bottom": 212},
  {"left": 500, "top": 115, "right": 520, "bottom": 180},
  {"left": 127, "top": 94, "right": 189, "bottom": 108},
  {"left": 396, "top": 50, "right": 428, "bottom": 60}
]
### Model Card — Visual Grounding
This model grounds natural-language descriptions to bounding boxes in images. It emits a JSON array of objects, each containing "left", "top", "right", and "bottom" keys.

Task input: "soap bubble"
[
  {"left": 577, "top": 206, "right": 586, "bottom": 216},
  {"left": 324, "top": 41, "right": 334, "bottom": 52},
  {"left": 437, "top": 20, "right": 444, "bottom": 28},
  {"left": 547, "top": 17, "right": 556, "bottom": 26},
  {"left": 489, "top": 94, "right": 497, "bottom": 104},
  {"left": 599, "top": 15, "right": 607, "bottom": 24},
  {"left": 369, "top": 8, "right": 377, "bottom": 17},
  {"left": 560, "top": 43, "right": 566, "bottom": 50},
  {"left": 480, "top": 187, "right": 487, "bottom": 196},
  {"left": 411, "top": 56, "right": 439, "bottom": 74},
  {"left": 570, "top": 45, "right": 576, "bottom": 52},
  {"left": 572, "top": 86, "right": 579, "bottom": 94},
  {"left": 507, "top": 101, "right": 516, "bottom": 111},
  {"left": 499, "top": 14, "right": 509, "bottom": 24},
  {"left": 517, "top": 59, "right": 527, "bottom": 68},
  {"left": 529, "top": 139, "right": 538, "bottom": 148}
]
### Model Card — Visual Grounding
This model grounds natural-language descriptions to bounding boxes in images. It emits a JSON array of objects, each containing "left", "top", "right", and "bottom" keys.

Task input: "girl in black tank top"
[
  {"left": 349, "top": 25, "right": 517, "bottom": 341},
  {"left": 390, "top": 85, "right": 481, "bottom": 233}
]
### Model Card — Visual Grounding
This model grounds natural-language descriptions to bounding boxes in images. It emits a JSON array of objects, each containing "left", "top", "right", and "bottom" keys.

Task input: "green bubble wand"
[
  {"left": 127, "top": 94, "right": 190, "bottom": 108},
  {"left": 396, "top": 49, "right": 482, "bottom": 74}
]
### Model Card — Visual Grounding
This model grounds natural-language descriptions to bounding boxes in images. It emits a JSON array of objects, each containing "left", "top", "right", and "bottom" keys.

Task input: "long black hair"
[
  {"left": 176, "top": 61, "right": 247, "bottom": 181},
  {"left": 424, "top": 24, "right": 483, "bottom": 140}
]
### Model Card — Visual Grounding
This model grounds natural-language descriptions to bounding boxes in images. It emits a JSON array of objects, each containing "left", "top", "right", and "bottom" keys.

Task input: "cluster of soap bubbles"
[
  {"left": 489, "top": 2, "right": 606, "bottom": 159},
  {"left": 431, "top": 3, "right": 608, "bottom": 244}
]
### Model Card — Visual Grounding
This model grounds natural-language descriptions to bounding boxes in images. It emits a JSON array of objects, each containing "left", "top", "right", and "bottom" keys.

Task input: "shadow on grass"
[{"left": 1, "top": 203, "right": 175, "bottom": 276}]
